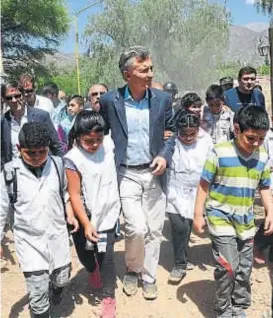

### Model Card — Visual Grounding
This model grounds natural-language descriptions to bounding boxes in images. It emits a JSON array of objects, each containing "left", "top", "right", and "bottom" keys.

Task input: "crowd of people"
[{"left": 1, "top": 45, "right": 273, "bottom": 318}]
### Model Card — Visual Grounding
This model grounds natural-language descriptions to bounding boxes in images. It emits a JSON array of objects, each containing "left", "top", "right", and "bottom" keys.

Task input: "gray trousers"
[
  {"left": 211, "top": 235, "right": 253, "bottom": 318},
  {"left": 119, "top": 167, "right": 166, "bottom": 283},
  {"left": 24, "top": 263, "right": 71, "bottom": 317}
]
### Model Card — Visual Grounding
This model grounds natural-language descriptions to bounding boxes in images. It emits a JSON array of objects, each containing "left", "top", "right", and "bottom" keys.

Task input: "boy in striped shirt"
[{"left": 194, "top": 105, "right": 273, "bottom": 318}]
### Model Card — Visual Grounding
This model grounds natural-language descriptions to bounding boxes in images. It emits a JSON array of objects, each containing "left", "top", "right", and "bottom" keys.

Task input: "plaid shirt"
[{"left": 201, "top": 105, "right": 234, "bottom": 144}]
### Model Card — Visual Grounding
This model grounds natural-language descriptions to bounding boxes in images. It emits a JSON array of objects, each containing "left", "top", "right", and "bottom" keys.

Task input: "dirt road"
[{"left": 1, "top": 216, "right": 272, "bottom": 318}]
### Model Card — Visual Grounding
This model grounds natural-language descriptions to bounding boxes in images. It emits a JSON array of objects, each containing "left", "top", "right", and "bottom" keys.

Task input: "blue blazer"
[
  {"left": 224, "top": 87, "right": 265, "bottom": 112},
  {"left": 99, "top": 86, "right": 175, "bottom": 191},
  {"left": 1, "top": 106, "right": 63, "bottom": 168}
]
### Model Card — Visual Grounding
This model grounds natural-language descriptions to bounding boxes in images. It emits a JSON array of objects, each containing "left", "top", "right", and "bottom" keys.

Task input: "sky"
[{"left": 60, "top": 0, "right": 271, "bottom": 53}]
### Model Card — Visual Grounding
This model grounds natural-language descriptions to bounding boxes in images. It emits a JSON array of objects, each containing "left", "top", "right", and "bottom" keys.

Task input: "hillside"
[{"left": 46, "top": 24, "right": 270, "bottom": 70}]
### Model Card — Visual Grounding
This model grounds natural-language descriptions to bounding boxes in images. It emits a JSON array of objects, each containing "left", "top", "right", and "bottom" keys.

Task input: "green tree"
[
  {"left": 255, "top": 0, "right": 273, "bottom": 15},
  {"left": 84, "top": 0, "right": 230, "bottom": 92},
  {"left": 1, "top": 0, "right": 69, "bottom": 78}
]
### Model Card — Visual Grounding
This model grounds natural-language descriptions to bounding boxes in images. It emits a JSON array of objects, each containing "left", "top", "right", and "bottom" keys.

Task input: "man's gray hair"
[{"left": 119, "top": 46, "right": 151, "bottom": 75}]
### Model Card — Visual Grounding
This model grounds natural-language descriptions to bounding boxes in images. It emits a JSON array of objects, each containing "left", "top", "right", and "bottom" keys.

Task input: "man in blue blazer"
[
  {"left": 224, "top": 66, "right": 265, "bottom": 112},
  {"left": 1, "top": 82, "right": 63, "bottom": 168},
  {"left": 100, "top": 46, "right": 175, "bottom": 300}
]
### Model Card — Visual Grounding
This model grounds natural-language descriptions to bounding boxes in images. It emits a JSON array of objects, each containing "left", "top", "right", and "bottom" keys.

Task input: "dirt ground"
[{"left": 1, "top": 206, "right": 272, "bottom": 318}]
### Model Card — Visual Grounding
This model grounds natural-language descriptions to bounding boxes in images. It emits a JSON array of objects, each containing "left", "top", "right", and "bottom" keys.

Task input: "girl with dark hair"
[
  {"left": 65, "top": 110, "right": 120, "bottom": 318},
  {"left": 166, "top": 109, "right": 213, "bottom": 284}
]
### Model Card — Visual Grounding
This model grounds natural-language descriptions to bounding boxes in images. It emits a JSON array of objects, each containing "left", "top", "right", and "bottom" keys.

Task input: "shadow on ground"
[
  {"left": 177, "top": 279, "right": 215, "bottom": 318},
  {"left": 8, "top": 250, "right": 126, "bottom": 318},
  {"left": 160, "top": 219, "right": 214, "bottom": 273}
]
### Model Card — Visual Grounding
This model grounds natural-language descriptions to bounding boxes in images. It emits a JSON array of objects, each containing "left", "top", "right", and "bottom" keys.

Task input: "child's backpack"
[{"left": 3, "top": 156, "right": 65, "bottom": 210}]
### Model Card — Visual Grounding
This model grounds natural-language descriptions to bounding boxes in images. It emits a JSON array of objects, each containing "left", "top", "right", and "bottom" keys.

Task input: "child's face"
[
  {"left": 19, "top": 146, "right": 49, "bottom": 167},
  {"left": 207, "top": 99, "right": 223, "bottom": 114},
  {"left": 79, "top": 131, "right": 104, "bottom": 153},
  {"left": 187, "top": 103, "right": 202, "bottom": 119},
  {"left": 178, "top": 127, "right": 199, "bottom": 145},
  {"left": 67, "top": 98, "right": 83, "bottom": 116},
  {"left": 235, "top": 127, "right": 267, "bottom": 156}
]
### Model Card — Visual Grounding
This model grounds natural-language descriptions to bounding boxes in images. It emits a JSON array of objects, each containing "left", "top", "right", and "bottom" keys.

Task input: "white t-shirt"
[
  {"left": 11, "top": 107, "right": 28, "bottom": 159},
  {"left": 166, "top": 129, "right": 213, "bottom": 219},
  {"left": 64, "top": 143, "right": 120, "bottom": 231},
  {"left": 34, "top": 95, "right": 54, "bottom": 119}
]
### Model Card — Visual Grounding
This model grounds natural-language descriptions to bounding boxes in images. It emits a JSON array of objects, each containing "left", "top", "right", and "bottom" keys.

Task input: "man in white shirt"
[{"left": 19, "top": 74, "right": 54, "bottom": 119}]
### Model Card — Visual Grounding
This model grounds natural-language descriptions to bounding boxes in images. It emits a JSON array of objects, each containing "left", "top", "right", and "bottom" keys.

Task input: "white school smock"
[
  {"left": 65, "top": 143, "right": 120, "bottom": 232},
  {"left": 166, "top": 129, "right": 213, "bottom": 219},
  {"left": 0, "top": 157, "right": 70, "bottom": 273}
]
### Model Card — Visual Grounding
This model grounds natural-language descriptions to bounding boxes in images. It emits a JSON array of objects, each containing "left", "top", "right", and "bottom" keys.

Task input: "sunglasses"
[
  {"left": 90, "top": 91, "right": 105, "bottom": 97},
  {"left": 24, "top": 89, "right": 34, "bottom": 94},
  {"left": 5, "top": 94, "right": 22, "bottom": 101}
]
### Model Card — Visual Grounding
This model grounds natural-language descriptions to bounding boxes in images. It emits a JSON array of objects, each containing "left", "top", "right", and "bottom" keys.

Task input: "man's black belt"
[{"left": 121, "top": 163, "right": 151, "bottom": 170}]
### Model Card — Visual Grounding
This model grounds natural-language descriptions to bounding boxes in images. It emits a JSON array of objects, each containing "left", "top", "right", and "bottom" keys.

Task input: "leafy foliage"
[
  {"left": 255, "top": 0, "right": 273, "bottom": 15},
  {"left": 1, "top": 0, "right": 69, "bottom": 78},
  {"left": 83, "top": 0, "right": 230, "bottom": 93}
]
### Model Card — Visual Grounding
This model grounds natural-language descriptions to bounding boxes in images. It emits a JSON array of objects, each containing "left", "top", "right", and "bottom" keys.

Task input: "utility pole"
[{"left": 74, "top": 0, "right": 103, "bottom": 95}]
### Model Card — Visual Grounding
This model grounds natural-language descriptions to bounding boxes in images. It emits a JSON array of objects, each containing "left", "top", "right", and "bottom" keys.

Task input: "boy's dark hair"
[
  {"left": 181, "top": 93, "right": 202, "bottom": 109},
  {"left": 68, "top": 110, "right": 105, "bottom": 149},
  {"left": 175, "top": 108, "right": 200, "bottom": 131},
  {"left": 68, "top": 94, "right": 84, "bottom": 107},
  {"left": 1, "top": 82, "right": 23, "bottom": 98},
  {"left": 18, "top": 73, "right": 35, "bottom": 88},
  {"left": 236, "top": 105, "right": 269, "bottom": 132},
  {"left": 41, "top": 82, "right": 59, "bottom": 96},
  {"left": 206, "top": 85, "right": 224, "bottom": 102},
  {"left": 18, "top": 122, "right": 50, "bottom": 148},
  {"left": 238, "top": 66, "right": 257, "bottom": 80}
]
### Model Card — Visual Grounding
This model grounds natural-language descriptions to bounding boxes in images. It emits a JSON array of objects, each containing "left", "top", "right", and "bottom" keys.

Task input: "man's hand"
[
  {"left": 164, "top": 130, "right": 174, "bottom": 140},
  {"left": 264, "top": 215, "right": 273, "bottom": 235},
  {"left": 150, "top": 156, "right": 167, "bottom": 176},
  {"left": 193, "top": 216, "right": 206, "bottom": 234},
  {"left": 67, "top": 215, "right": 79, "bottom": 233},
  {"left": 84, "top": 223, "right": 99, "bottom": 243}
]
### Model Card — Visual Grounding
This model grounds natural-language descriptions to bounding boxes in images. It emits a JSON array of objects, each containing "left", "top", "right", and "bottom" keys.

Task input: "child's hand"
[
  {"left": 67, "top": 216, "right": 79, "bottom": 233},
  {"left": 84, "top": 223, "right": 99, "bottom": 243},
  {"left": 150, "top": 156, "right": 167, "bottom": 176},
  {"left": 164, "top": 130, "right": 173, "bottom": 140},
  {"left": 264, "top": 215, "right": 273, "bottom": 235},
  {"left": 193, "top": 216, "right": 206, "bottom": 234}
]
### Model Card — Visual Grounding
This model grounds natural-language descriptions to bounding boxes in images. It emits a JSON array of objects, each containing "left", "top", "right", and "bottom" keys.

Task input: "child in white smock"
[
  {"left": 0, "top": 122, "right": 78, "bottom": 318},
  {"left": 65, "top": 110, "right": 120, "bottom": 318},
  {"left": 166, "top": 109, "right": 213, "bottom": 283}
]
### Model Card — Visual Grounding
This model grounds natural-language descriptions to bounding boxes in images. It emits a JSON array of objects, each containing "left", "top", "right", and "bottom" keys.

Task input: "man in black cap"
[
  {"left": 163, "top": 81, "right": 179, "bottom": 110},
  {"left": 219, "top": 77, "right": 234, "bottom": 92}
]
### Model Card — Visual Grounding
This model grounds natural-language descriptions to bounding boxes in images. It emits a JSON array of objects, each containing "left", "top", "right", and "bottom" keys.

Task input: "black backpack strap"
[{"left": 3, "top": 162, "right": 18, "bottom": 205}]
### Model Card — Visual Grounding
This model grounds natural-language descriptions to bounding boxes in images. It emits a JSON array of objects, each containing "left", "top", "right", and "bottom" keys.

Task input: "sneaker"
[
  {"left": 232, "top": 314, "right": 246, "bottom": 318},
  {"left": 123, "top": 272, "right": 138, "bottom": 296},
  {"left": 232, "top": 310, "right": 246, "bottom": 318},
  {"left": 89, "top": 263, "right": 103, "bottom": 289},
  {"left": 187, "top": 262, "right": 194, "bottom": 270},
  {"left": 142, "top": 281, "right": 158, "bottom": 300},
  {"left": 168, "top": 268, "right": 186, "bottom": 284},
  {"left": 101, "top": 297, "right": 116, "bottom": 318}
]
